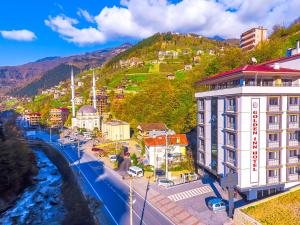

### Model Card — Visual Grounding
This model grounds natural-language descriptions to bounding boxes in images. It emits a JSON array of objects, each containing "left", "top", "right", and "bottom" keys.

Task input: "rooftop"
[
  {"left": 137, "top": 123, "right": 168, "bottom": 131},
  {"left": 144, "top": 134, "right": 188, "bottom": 147},
  {"left": 78, "top": 105, "right": 97, "bottom": 114}
]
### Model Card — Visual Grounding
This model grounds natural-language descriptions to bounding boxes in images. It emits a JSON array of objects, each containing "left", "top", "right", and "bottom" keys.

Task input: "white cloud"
[
  {"left": 0, "top": 29, "right": 37, "bottom": 41},
  {"left": 77, "top": 8, "right": 95, "bottom": 23},
  {"left": 45, "top": 0, "right": 300, "bottom": 45}
]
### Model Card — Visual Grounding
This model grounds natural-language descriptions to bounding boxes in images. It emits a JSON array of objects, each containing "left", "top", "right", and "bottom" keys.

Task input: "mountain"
[{"left": 0, "top": 43, "right": 132, "bottom": 96}]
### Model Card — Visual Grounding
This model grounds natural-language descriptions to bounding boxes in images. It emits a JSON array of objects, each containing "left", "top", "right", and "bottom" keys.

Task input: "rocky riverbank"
[{"left": 0, "top": 149, "right": 66, "bottom": 225}]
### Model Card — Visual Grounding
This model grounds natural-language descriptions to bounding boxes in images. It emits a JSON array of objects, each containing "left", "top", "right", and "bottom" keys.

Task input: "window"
[
  {"left": 268, "top": 133, "right": 278, "bottom": 142},
  {"left": 288, "top": 132, "right": 299, "bottom": 141},
  {"left": 289, "top": 150, "right": 298, "bottom": 157},
  {"left": 289, "top": 97, "right": 298, "bottom": 105},
  {"left": 227, "top": 133, "right": 235, "bottom": 146},
  {"left": 269, "top": 115, "right": 279, "bottom": 124},
  {"left": 227, "top": 98, "right": 236, "bottom": 111},
  {"left": 227, "top": 115, "right": 235, "bottom": 128},
  {"left": 268, "top": 170, "right": 278, "bottom": 177},
  {"left": 289, "top": 115, "right": 298, "bottom": 123},
  {"left": 282, "top": 79, "right": 293, "bottom": 86},
  {"left": 227, "top": 150, "right": 235, "bottom": 163},
  {"left": 288, "top": 167, "right": 298, "bottom": 174},
  {"left": 269, "top": 97, "right": 279, "bottom": 106},
  {"left": 268, "top": 151, "right": 277, "bottom": 160},
  {"left": 262, "top": 79, "right": 273, "bottom": 86},
  {"left": 246, "top": 79, "right": 255, "bottom": 86}
]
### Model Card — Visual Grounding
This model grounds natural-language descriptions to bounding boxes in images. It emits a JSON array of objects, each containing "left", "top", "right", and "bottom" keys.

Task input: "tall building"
[
  {"left": 195, "top": 52, "right": 300, "bottom": 200},
  {"left": 240, "top": 27, "right": 267, "bottom": 51},
  {"left": 91, "top": 89, "right": 108, "bottom": 115},
  {"left": 50, "top": 107, "right": 69, "bottom": 127}
]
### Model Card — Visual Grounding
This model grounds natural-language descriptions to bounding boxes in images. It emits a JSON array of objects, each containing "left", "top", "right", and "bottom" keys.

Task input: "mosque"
[{"left": 71, "top": 68, "right": 102, "bottom": 131}]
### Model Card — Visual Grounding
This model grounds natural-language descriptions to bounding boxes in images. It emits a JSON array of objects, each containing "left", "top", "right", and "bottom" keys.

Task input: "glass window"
[
  {"left": 268, "top": 170, "right": 278, "bottom": 177},
  {"left": 268, "top": 133, "right": 278, "bottom": 142},
  {"left": 288, "top": 132, "right": 298, "bottom": 141},
  {"left": 269, "top": 97, "right": 279, "bottom": 106},
  {"left": 289, "top": 150, "right": 297, "bottom": 157},
  {"left": 227, "top": 133, "right": 235, "bottom": 146},
  {"left": 262, "top": 79, "right": 273, "bottom": 86},
  {"left": 288, "top": 167, "right": 297, "bottom": 174},
  {"left": 268, "top": 151, "right": 277, "bottom": 160},
  {"left": 289, "top": 97, "right": 298, "bottom": 105},
  {"left": 269, "top": 115, "right": 279, "bottom": 124},
  {"left": 289, "top": 115, "right": 298, "bottom": 123},
  {"left": 282, "top": 79, "right": 293, "bottom": 86}
]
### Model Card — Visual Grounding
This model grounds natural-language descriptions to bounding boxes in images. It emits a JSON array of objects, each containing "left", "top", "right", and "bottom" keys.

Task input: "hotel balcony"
[
  {"left": 198, "top": 102, "right": 204, "bottom": 111},
  {"left": 267, "top": 159, "right": 280, "bottom": 166},
  {"left": 268, "top": 123, "right": 280, "bottom": 130},
  {"left": 268, "top": 105, "right": 280, "bottom": 112},
  {"left": 226, "top": 105, "right": 236, "bottom": 112},
  {"left": 267, "top": 141, "right": 280, "bottom": 148},
  {"left": 287, "top": 174, "right": 299, "bottom": 182},
  {"left": 288, "top": 122, "right": 300, "bottom": 129},
  {"left": 288, "top": 105, "right": 300, "bottom": 112},
  {"left": 288, "top": 140, "right": 300, "bottom": 147},
  {"left": 287, "top": 156, "right": 300, "bottom": 164},
  {"left": 226, "top": 158, "right": 236, "bottom": 167},
  {"left": 199, "top": 145, "right": 205, "bottom": 152},
  {"left": 267, "top": 176, "right": 280, "bottom": 184}
]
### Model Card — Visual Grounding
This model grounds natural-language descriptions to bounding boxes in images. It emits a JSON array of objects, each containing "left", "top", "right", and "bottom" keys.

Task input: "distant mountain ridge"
[{"left": 0, "top": 43, "right": 132, "bottom": 96}]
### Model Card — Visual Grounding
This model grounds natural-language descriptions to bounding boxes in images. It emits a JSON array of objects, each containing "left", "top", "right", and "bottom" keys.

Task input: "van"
[{"left": 127, "top": 166, "right": 143, "bottom": 177}]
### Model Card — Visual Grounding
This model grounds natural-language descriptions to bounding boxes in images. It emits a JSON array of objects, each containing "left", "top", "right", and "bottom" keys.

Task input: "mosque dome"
[{"left": 78, "top": 105, "right": 97, "bottom": 114}]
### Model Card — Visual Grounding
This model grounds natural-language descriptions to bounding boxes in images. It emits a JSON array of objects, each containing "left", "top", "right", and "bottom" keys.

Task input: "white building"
[
  {"left": 195, "top": 52, "right": 300, "bottom": 200},
  {"left": 71, "top": 68, "right": 102, "bottom": 131},
  {"left": 102, "top": 120, "right": 130, "bottom": 141},
  {"left": 144, "top": 134, "right": 188, "bottom": 167}
]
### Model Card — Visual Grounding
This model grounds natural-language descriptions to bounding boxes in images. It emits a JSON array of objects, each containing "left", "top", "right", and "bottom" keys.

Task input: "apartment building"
[
  {"left": 91, "top": 89, "right": 108, "bottom": 115},
  {"left": 195, "top": 53, "right": 300, "bottom": 200},
  {"left": 25, "top": 112, "right": 41, "bottom": 127},
  {"left": 240, "top": 27, "right": 267, "bottom": 51},
  {"left": 50, "top": 107, "right": 69, "bottom": 127}
]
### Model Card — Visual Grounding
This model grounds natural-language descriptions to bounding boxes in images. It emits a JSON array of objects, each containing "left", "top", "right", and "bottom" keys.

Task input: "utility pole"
[
  {"left": 165, "top": 132, "right": 168, "bottom": 179},
  {"left": 129, "top": 176, "right": 133, "bottom": 225}
]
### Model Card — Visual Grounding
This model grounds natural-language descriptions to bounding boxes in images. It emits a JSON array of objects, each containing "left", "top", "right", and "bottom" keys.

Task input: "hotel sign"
[{"left": 250, "top": 98, "right": 259, "bottom": 183}]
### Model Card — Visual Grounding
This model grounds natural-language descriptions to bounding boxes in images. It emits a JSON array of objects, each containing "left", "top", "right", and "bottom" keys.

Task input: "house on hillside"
[
  {"left": 50, "top": 107, "right": 69, "bottom": 127},
  {"left": 137, "top": 123, "right": 169, "bottom": 139},
  {"left": 166, "top": 73, "right": 175, "bottom": 80},
  {"left": 196, "top": 50, "right": 204, "bottom": 55},
  {"left": 193, "top": 56, "right": 201, "bottom": 64},
  {"left": 184, "top": 65, "right": 193, "bottom": 71},
  {"left": 144, "top": 134, "right": 188, "bottom": 167},
  {"left": 74, "top": 96, "right": 84, "bottom": 105}
]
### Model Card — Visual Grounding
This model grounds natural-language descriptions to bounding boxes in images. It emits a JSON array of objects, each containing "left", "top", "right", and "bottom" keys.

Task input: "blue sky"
[{"left": 0, "top": 0, "right": 299, "bottom": 66}]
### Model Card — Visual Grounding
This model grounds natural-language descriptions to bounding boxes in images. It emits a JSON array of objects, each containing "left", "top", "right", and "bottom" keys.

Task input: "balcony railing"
[
  {"left": 287, "top": 156, "right": 299, "bottom": 164},
  {"left": 227, "top": 123, "right": 236, "bottom": 130},
  {"left": 288, "top": 140, "right": 300, "bottom": 147},
  {"left": 268, "top": 141, "right": 280, "bottom": 148},
  {"left": 198, "top": 103, "right": 204, "bottom": 111},
  {"left": 199, "top": 145, "right": 205, "bottom": 152},
  {"left": 226, "top": 158, "right": 236, "bottom": 166},
  {"left": 267, "top": 159, "right": 280, "bottom": 166},
  {"left": 227, "top": 105, "right": 236, "bottom": 112},
  {"left": 288, "top": 122, "right": 299, "bottom": 129},
  {"left": 267, "top": 176, "right": 280, "bottom": 184},
  {"left": 268, "top": 105, "right": 280, "bottom": 112},
  {"left": 287, "top": 174, "right": 299, "bottom": 182},
  {"left": 268, "top": 123, "right": 280, "bottom": 130},
  {"left": 209, "top": 83, "right": 300, "bottom": 91},
  {"left": 288, "top": 105, "right": 300, "bottom": 111}
]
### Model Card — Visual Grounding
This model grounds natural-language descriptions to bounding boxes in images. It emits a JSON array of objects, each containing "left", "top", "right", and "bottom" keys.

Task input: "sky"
[{"left": 0, "top": 0, "right": 299, "bottom": 66}]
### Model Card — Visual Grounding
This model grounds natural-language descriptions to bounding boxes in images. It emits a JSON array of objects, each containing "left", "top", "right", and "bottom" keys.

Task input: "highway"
[{"left": 32, "top": 130, "right": 175, "bottom": 225}]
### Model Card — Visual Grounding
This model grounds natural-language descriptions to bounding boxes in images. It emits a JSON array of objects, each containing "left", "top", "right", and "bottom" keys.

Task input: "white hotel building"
[{"left": 195, "top": 52, "right": 300, "bottom": 200}]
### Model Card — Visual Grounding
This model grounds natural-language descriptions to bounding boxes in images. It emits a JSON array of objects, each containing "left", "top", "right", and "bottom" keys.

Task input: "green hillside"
[{"left": 20, "top": 20, "right": 300, "bottom": 133}]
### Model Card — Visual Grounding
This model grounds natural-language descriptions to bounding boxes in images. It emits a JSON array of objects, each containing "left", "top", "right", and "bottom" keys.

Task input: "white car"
[
  {"left": 109, "top": 155, "right": 118, "bottom": 162},
  {"left": 127, "top": 166, "right": 144, "bottom": 177},
  {"left": 157, "top": 178, "right": 174, "bottom": 188}
]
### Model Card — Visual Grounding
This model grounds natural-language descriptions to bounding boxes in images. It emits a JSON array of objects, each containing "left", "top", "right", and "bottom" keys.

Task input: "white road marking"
[{"left": 168, "top": 186, "right": 213, "bottom": 202}]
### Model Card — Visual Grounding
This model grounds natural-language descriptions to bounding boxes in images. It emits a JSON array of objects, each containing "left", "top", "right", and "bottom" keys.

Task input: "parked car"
[
  {"left": 109, "top": 154, "right": 118, "bottom": 162},
  {"left": 92, "top": 147, "right": 101, "bottom": 152},
  {"left": 207, "top": 198, "right": 227, "bottom": 212},
  {"left": 127, "top": 166, "right": 143, "bottom": 177},
  {"left": 155, "top": 169, "right": 166, "bottom": 177},
  {"left": 157, "top": 178, "right": 174, "bottom": 188},
  {"left": 69, "top": 137, "right": 76, "bottom": 142}
]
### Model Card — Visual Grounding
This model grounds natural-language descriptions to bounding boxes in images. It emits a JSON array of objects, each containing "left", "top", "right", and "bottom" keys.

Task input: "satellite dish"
[{"left": 251, "top": 57, "right": 258, "bottom": 64}]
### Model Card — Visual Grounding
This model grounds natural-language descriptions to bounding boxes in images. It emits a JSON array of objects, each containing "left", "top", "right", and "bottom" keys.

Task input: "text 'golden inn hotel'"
[{"left": 195, "top": 43, "right": 300, "bottom": 200}]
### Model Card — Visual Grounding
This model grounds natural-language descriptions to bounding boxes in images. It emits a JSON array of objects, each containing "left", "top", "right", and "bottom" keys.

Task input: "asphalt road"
[{"left": 32, "top": 130, "right": 174, "bottom": 225}]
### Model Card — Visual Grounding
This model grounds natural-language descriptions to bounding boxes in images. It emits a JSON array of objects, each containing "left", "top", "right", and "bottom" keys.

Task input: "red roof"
[
  {"left": 196, "top": 53, "right": 300, "bottom": 84},
  {"left": 144, "top": 134, "right": 188, "bottom": 147}
]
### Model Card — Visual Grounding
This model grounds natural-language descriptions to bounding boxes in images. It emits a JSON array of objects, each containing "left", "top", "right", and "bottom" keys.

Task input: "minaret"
[
  {"left": 71, "top": 67, "right": 76, "bottom": 118},
  {"left": 92, "top": 69, "right": 97, "bottom": 110}
]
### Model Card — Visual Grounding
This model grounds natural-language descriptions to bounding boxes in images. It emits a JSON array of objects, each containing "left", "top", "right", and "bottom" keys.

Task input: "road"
[{"left": 32, "top": 130, "right": 175, "bottom": 225}]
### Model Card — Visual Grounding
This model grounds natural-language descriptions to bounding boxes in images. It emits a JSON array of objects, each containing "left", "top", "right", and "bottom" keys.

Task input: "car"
[
  {"left": 157, "top": 178, "right": 174, "bottom": 188},
  {"left": 65, "top": 135, "right": 70, "bottom": 138},
  {"left": 135, "top": 144, "right": 142, "bottom": 151},
  {"left": 85, "top": 136, "right": 92, "bottom": 140},
  {"left": 69, "top": 138, "right": 76, "bottom": 142},
  {"left": 92, "top": 147, "right": 101, "bottom": 152},
  {"left": 109, "top": 154, "right": 118, "bottom": 162},
  {"left": 207, "top": 198, "right": 227, "bottom": 212},
  {"left": 155, "top": 169, "right": 166, "bottom": 177},
  {"left": 127, "top": 166, "right": 143, "bottom": 177}
]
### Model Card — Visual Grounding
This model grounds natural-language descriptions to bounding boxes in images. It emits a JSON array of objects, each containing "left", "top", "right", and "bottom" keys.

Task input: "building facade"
[
  {"left": 240, "top": 27, "right": 267, "bottom": 51},
  {"left": 137, "top": 123, "right": 168, "bottom": 139},
  {"left": 144, "top": 134, "right": 188, "bottom": 167},
  {"left": 102, "top": 120, "right": 130, "bottom": 141},
  {"left": 24, "top": 112, "right": 41, "bottom": 127},
  {"left": 50, "top": 107, "right": 69, "bottom": 127},
  {"left": 195, "top": 53, "right": 300, "bottom": 200}
]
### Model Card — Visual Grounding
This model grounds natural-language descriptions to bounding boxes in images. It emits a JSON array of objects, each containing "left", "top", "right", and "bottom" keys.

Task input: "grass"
[
  {"left": 125, "top": 85, "right": 141, "bottom": 91},
  {"left": 242, "top": 189, "right": 300, "bottom": 225},
  {"left": 175, "top": 70, "right": 186, "bottom": 79},
  {"left": 148, "top": 64, "right": 160, "bottom": 73},
  {"left": 127, "top": 73, "right": 148, "bottom": 82}
]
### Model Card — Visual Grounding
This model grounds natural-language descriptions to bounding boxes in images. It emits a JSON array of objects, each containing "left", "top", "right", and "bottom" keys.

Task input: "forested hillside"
[{"left": 20, "top": 20, "right": 300, "bottom": 133}]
